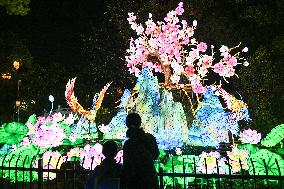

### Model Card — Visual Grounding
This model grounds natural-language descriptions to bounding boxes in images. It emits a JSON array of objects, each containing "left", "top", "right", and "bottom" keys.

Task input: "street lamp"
[
  {"left": 13, "top": 60, "right": 20, "bottom": 71},
  {"left": 49, "top": 95, "right": 54, "bottom": 115},
  {"left": 16, "top": 80, "right": 21, "bottom": 122},
  {"left": 15, "top": 100, "right": 21, "bottom": 121},
  {"left": 14, "top": 59, "right": 21, "bottom": 122},
  {"left": 1, "top": 73, "right": 12, "bottom": 80}
]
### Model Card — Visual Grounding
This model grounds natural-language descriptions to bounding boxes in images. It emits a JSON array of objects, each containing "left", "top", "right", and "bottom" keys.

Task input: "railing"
[
  {"left": 1, "top": 158, "right": 90, "bottom": 189},
  {"left": 158, "top": 155, "right": 283, "bottom": 189},
  {"left": 158, "top": 168, "right": 283, "bottom": 189},
  {"left": 0, "top": 156, "right": 283, "bottom": 189}
]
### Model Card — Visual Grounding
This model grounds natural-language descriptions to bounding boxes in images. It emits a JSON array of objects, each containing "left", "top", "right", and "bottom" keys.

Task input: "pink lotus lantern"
[
  {"left": 31, "top": 123, "right": 66, "bottom": 148},
  {"left": 239, "top": 129, "right": 261, "bottom": 144}
]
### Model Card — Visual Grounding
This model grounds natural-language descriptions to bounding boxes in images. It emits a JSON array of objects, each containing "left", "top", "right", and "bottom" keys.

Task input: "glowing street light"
[
  {"left": 49, "top": 95, "right": 55, "bottom": 115},
  {"left": 1, "top": 73, "right": 12, "bottom": 79},
  {"left": 13, "top": 60, "right": 20, "bottom": 70},
  {"left": 16, "top": 80, "right": 21, "bottom": 122}
]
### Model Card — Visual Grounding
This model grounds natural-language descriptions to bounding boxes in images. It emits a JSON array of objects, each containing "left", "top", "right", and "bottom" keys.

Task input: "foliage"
[
  {"left": 234, "top": 0, "right": 284, "bottom": 133},
  {"left": 248, "top": 149, "right": 284, "bottom": 176},
  {"left": 261, "top": 124, "right": 284, "bottom": 147},
  {"left": 238, "top": 0, "right": 284, "bottom": 27},
  {"left": 0, "top": 32, "right": 33, "bottom": 72},
  {"left": 237, "top": 47, "right": 283, "bottom": 133},
  {"left": 159, "top": 154, "right": 196, "bottom": 187},
  {"left": 19, "top": 63, "right": 69, "bottom": 119},
  {"left": 0, "top": 144, "right": 39, "bottom": 182},
  {"left": 0, "top": 0, "right": 30, "bottom": 16},
  {"left": 0, "top": 31, "right": 33, "bottom": 122},
  {"left": 27, "top": 114, "right": 36, "bottom": 125},
  {"left": 80, "top": 22, "right": 133, "bottom": 105},
  {"left": 0, "top": 2, "right": 283, "bottom": 186},
  {"left": 0, "top": 122, "right": 28, "bottom": 145},
  {"left": 237, "top": 144, "right": 259, "bottom": 156}
]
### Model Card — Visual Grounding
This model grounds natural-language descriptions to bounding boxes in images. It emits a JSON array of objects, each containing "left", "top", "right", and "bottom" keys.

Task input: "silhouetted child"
[
  {"left": 86, "top": 140, "right": 122, "bottom": 189},
  {"left": 121, "top": 112, "right": 159, "bottom": 189}
]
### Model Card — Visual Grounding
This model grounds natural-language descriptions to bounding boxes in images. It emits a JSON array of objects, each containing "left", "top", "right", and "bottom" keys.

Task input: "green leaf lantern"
[
  {"left": 1, "top": 144, "right": 39, "bottom": 182},
  {"left": 61, "top": 138, "right": 83, "bottom": 146},
  {"left": 0, "top": 122, "right": 28, "bottom": 145},
  {"left": 248, "top": 149, "right": 284, "bottom": 176},
  {"left": 261, "top": 124, "right": 284, "bottom": 147},
  {"left": 0, "top": 144, "right": 12, "bottom": 156},
  {"left": 237, "top": 144, "right": 259, "bottom": 155},
  {"left": 26, "top": 114, "right": 37, "bottom": 125},
  {"left": 59, "top": 122, "right": 71, "bottom": 138},
  {"left": 276, "top": 148, "right": 284, "bottom": 156},
  {"left": 162, "top": 155, "right": 196, "bottom": 187}
]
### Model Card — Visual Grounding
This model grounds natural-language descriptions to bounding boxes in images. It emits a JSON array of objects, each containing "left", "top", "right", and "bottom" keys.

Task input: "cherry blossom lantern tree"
[{"left": 125, "top": 2, "right": 249, "bottom": 94}]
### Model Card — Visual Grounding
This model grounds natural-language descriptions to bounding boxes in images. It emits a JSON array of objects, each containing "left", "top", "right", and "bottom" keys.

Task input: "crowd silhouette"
[{"left": 86, "top": 112, "right": 159, "bottom": 189}]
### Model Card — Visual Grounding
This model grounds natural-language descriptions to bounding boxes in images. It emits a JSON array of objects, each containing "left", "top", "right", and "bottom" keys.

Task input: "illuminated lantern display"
[
  {"left": 125, "top": 2, "right": 249, "bottom": 93},
  {"left": 227, "top": 147, "right": 249, "bottom": 173},
  {"left": 240, "top": 129, "right": 261, "bottom": 144},
  {"left": 0, "top": 2, "right": 283, "bottom": 186},
  {"left": 34, "top": 151, "right": 64, "bottom": 180},
  {"left": 197, "top": 151, "right": 228, "bottom": 174}
]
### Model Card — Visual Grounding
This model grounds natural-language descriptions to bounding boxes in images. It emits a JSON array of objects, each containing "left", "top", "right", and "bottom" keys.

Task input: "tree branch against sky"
[{"left": 0, "top": 0, "right": 30, "bottom": 16}]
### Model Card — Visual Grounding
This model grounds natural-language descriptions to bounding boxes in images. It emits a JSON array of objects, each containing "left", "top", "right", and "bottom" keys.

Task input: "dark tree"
[
  {"left": 0, "top": 0, "right": 30, "bottom": 16},
  {"left": 0, "top": 31, "right": 33, "bottom": 122}
]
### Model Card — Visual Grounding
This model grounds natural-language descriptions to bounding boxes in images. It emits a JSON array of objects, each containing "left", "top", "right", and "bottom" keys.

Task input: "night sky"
[
  {"left": 0, "top": 0, "right": 120, "bottom": 120},
  {"left": 0, "top": 0, "right": 105, "bottom": 67}
]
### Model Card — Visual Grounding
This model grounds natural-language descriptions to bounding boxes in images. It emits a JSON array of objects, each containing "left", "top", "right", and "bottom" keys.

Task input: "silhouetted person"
[
  {"left": 86, "top": 140, "right": 122, "bottom": 189},
  {"left": 121, "top": 113, "right": 159, "bottom": 189}
]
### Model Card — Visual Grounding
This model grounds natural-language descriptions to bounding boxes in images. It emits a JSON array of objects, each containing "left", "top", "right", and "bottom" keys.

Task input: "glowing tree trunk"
[
  {"left": 162, "top": 63, "right": 171, "bottom": 87},
  {"left": 147, "top": 52, "right": 172, "bottom": 87}
]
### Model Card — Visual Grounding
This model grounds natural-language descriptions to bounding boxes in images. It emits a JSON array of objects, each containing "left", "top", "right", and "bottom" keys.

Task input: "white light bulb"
[
  {"left": 242, "top": 47, "right": 248, "bottom": 52},
  {"left": 49, "top": 95, "right": 54, "bottom": 102},
  {"left": 243, "top": 61, "right": 249, "bottom": 66}
]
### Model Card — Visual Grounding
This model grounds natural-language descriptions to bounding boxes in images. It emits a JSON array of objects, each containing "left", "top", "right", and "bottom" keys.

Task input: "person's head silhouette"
[
  {"left": 103, "top": 140, "right": 118, "bottom": 159},
  {"left": 126, "top": 112, "right": 141, "bottom": 129}
]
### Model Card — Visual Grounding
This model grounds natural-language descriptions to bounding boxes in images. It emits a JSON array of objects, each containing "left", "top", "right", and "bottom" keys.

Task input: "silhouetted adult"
[
  {"left": 86, "top": 140, "right": 122, "bottom": 189},
  {"left": 121, "top": 113, "right": 159, "bottom": 189}
]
